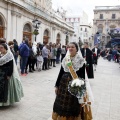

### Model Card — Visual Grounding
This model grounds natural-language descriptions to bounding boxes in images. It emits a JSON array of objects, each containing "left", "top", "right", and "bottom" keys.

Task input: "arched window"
[
  {"left": 56, "top": 33, "right": 61, "bottom": 44},
  {"left": 43, "top": 29, "right": 49, "bottom": 44},
  {"left": 44, "top": 29, "right": 49, "bottom": 36},
  {"left": 97, "top": 24, "right": 103, "bottom": 33},
  {"left": 23, "top": 23, "right": 32, "bottom": 41},
  {"left": 0, "top": 16, "right": 4, "bottom": 38},
  {"left": 23, "top": 23, "right": 32, "bottom": 32},
  {"left": 0, "top": 16, "right": 3, "bottom": 26}
]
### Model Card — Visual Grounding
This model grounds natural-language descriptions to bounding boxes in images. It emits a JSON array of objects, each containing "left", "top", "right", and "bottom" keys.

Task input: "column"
[
  {"left": 50, "top": 26, "right": 53, "bottom": 43},
  {"left": 16, "top": 14, "right": 23, "bottom": 44},
  {"left": 11, "top": 12, "right": 17, "bottom": 39},
  {"left": 7, "top": 4, "right": 12, "bottom": 41}
]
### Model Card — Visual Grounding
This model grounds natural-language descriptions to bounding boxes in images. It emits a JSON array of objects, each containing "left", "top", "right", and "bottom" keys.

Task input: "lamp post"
[
  {"left": 32, "top": 19, "right": 41, "bottom": 42},
  {"left": 65, "top": 32, "right": 69, "bottom": 45}
]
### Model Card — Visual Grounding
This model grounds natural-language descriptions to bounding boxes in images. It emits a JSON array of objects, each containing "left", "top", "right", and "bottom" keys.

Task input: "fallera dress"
[
  {"left": 52, "top": 53, "right": 85, "bottom": 120},
  {"left": 0, "top": 48, "right": 23, "bottom": 106}
]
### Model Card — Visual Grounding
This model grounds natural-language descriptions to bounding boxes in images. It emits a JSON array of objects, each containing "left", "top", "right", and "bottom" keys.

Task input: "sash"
[{"left": 66, "top": 55, "right": 93, "bottom": 120}]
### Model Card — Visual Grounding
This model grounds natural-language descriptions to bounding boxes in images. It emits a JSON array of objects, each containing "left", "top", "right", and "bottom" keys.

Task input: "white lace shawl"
[
  {"left": 62, "top": 53, "right": 85, "bottom": 72},
  {"left": 0, "top": 45, "right": 21, "bottom": 82},
  {"left": 0, "top": 51, "right": 13, "bottom": 66}
]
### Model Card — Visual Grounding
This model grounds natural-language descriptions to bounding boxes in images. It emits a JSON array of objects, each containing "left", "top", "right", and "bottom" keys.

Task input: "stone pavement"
[{"left": 0, "top": 58, "right": 120, "bottom": 120}]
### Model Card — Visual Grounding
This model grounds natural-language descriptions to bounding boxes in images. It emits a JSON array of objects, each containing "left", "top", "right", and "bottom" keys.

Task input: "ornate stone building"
[
  {"left": 0, "top": 0, "right": 74, "bottom": 45},
  {"left": 93, "top": 6, "right": 120, "bottom": 48}
]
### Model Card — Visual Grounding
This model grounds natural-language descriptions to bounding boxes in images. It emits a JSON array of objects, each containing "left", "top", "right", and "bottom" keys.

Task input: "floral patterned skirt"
[{"left": 52, "top": 73, "right": 82, "bottom": 120}]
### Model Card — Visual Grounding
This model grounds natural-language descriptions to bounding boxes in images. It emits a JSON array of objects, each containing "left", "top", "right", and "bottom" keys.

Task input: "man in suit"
[
  {"left": 92, "top": 44, "right": 100, "bottom": 71},
  {"left": 81, "top": 42, "right": 94, "bottom": 79}
]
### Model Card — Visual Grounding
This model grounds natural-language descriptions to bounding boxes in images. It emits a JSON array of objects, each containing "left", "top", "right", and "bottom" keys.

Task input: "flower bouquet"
[{"left": 68, "top": 78, "right": 86, "bottom": 100}]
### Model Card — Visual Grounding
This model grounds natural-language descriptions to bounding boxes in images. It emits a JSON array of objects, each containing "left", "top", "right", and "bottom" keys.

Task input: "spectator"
[
  {"left": 8, "top": 41, "right": 15, "bottom": 56},
  {"left": 61, "top": 45, "right": 66, "bottom": 61},
  {"left": 13, "top": 39, "right": 19, "bottom": 64},
  {"left": 36, "top": 51, "right": 43, "bottom": 71},
  {"left": 42, "top": 44, "right": 48, "bottom": 70},
  {"left": 51, "top": 43, "right": 57, "bottom": 67},
  {"left": 19, "top": 39, "right": 29, "bottom": 76},
  {"left": 25, "top": 41, "right": 34, "bottom": 73},
  {"left": 56, "top": 44, "right": 61, "bottom": 64}
]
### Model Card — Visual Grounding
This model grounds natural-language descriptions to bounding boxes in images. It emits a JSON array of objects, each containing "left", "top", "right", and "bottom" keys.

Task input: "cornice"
[{"left": 4, "top": 0, "right": 74, "bottom": 33}]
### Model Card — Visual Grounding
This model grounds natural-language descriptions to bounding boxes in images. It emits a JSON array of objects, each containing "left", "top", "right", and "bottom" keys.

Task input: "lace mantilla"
[
  {"left": 62, "top": 53, "right": 85, "bottom": 72},
  {"left": 0, "top": 51, "right": 13, "bottom": 66}
]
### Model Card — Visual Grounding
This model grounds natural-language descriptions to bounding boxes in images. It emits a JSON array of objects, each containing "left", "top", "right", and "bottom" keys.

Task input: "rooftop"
[{"left": 94, "top": 5, "right": 120, "bottom": 10}]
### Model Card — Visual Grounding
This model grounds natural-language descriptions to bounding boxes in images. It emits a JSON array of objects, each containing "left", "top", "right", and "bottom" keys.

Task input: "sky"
[{"left": 52, "top": 0, "right": 120, "bottom": 23}]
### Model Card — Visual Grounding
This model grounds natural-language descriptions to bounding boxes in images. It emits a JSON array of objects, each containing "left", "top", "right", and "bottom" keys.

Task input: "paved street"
[{"left": 0, "top": 58, "right": 120, "bottom": 120}]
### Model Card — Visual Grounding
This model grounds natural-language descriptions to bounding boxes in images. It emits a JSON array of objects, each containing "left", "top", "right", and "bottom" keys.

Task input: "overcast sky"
[{"left": 52, "top": 0, "right": 120, "bottom": 23}]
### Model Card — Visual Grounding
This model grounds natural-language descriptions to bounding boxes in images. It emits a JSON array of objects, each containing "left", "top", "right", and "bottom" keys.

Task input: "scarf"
[
  {"left": 62, "top": 53, "right": 85, "bottom": 72},
  {"left": 0, "top": 51, "right": 13, "bottom": 66}
]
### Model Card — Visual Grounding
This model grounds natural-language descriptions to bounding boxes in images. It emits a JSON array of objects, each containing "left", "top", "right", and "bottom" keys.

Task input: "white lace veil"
[{"left": 6, "top": 44, "right": 21, "bottom": 82}]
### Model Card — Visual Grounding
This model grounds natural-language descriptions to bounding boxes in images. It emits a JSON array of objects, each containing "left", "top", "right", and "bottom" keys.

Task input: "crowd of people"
[
  {"left": 100, "top": 47, "right": 120, "bottom": 64},
  {"left": 0, "top": 38, "right": 68, "bottom": 76}
]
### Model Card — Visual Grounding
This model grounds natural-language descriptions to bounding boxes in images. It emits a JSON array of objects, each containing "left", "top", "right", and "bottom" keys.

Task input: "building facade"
[
  {"left": 65, "top": 16, "right": 80, "bottom": 43},
  {"left": 0, "top": 0, "right": 74, "bottom": 45},
  {"left": 79, "top": 24, "right": 93, "bottom": 47},
  {"left": 93, "top": 6, "right": 120, "bottom": 48},
  {"left": 65, "top": 11, "right": 93, "bottom": 46}
]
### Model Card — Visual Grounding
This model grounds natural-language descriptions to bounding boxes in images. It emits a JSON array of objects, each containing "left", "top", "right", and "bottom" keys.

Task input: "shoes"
[
  {"left": 29, "top": 70, "right": 33, "bottom": 73},
  {"left": 53, "top": 65, "right": 56, "bottom": 67},
  {"left": 21, "top": 73, "right": 27, "bottom": 76},
  {"left": 25, "top": 71, "right": 28, "bottom": 74},
  {"left": 32, "top": 69, "right": 36, "bottom": 71},
  {"left": 38, "top": 68, "right": 41, "bottom": 71}
]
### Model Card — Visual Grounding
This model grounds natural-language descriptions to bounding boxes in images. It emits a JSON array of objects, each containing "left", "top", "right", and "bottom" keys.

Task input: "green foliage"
[{"left": 33, "top": 30, "right": 39, "bottom": 35}]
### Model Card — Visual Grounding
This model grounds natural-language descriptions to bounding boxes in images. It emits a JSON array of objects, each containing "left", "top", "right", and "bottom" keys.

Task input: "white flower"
[
  {"left": 81, "top": 80, "right": 84, "bottom": 85},
  {"left": 71, "top": 79, "right": 84, "bottom": 87}
]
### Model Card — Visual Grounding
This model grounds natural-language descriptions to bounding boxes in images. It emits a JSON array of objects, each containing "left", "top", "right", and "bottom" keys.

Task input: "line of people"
[{"left": 4, "top": 38, "right": 68, "bottom": 76}]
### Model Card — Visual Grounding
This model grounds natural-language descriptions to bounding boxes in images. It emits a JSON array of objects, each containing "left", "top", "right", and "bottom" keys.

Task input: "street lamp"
[{"left": 32, "top": 19, "right": 41, "bottom": 41}]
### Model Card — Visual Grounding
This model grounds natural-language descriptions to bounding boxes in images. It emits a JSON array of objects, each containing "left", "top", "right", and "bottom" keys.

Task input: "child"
[{"left": 37, "top": 51, "right": 43, "bottom": 71}]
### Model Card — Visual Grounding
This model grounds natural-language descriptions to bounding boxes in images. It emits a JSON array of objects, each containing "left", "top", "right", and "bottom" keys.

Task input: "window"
[
  {"left": 97, "top": 24, "right": 103, "bottom": 33},
  {"left": 112, "top": 14, "right": 116, "bottom": 19},
  {"left": 85, "top": 28, "right": 87, "bottom": 32},
  {"left": 100, "top": 14, "right": 103, "bottom": 19}
]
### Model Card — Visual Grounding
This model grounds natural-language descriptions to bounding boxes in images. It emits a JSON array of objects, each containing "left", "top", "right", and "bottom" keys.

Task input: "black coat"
[
  {"left": 0, "top": 60, "right": 13, "bottom": 102},
  {"left": 81, "top": 48, "right": 94, "bottom": 79}
]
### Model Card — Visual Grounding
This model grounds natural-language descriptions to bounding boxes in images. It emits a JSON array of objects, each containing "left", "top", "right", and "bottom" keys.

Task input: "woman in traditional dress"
[
  {"left": 52, "top": 42, "right": 86, "bottom": 120},
  {"left": 0, "top": 42, "right": 23, "bottom": 106}
]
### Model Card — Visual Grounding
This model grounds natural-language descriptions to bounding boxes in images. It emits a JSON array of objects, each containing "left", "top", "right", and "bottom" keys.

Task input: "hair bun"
[{"left": 0, "top": 38, "right": 6, "bottom": 44}]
